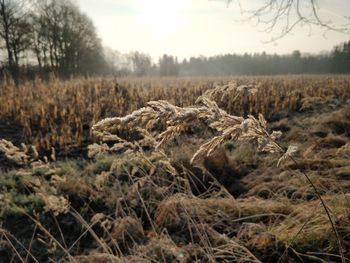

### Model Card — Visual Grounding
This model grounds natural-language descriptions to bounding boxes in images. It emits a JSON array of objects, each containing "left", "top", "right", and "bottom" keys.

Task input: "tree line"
[
  {"left": 121, "top": 43, "right": 350, "bottom": 77},
  {"left": 0, "top": 0, "right": 349, "bottom": 81},
  {"left": 0, "top": 0, "right": 109, "bottom": 81}
]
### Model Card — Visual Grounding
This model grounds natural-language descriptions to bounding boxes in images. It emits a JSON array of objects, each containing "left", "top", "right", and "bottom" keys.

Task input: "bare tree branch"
[{"left": 226, "top": 0, "right": 350, "bottom": 41}]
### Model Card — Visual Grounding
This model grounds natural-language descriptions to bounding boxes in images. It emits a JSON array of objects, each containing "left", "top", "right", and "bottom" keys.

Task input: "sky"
[{"left": 76, "top": 0, "right": 350, "bottom": 60}]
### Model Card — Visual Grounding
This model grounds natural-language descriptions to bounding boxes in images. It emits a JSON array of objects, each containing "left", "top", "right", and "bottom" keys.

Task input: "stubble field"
[{"left": 0, "top": 75, "right": 350, "bottom": 262}]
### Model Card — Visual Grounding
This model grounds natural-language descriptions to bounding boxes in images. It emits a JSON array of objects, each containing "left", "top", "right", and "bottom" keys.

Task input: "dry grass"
[
  {"left": 0, "top": 76, "right": 349, "bottom": 153},
  {"left": 1, "top": 75, "right": 350, "bottom": 262},
  {"left": 0, "top": 77, "right": 215, "bottom": 152}
]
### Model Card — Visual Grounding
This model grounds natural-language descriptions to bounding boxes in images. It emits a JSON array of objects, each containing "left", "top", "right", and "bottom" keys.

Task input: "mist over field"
[{"left": 0, "top": 1, "right": 350, "bottom": 262}]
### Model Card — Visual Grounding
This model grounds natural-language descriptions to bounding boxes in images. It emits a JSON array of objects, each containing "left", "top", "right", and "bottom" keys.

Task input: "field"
[{"left": 0, "top": 75, "right": 350, "bottom": 263}]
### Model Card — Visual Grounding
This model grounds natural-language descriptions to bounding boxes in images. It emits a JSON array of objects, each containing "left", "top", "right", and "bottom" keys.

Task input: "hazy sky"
[{"left": 76, "top": 0, "right": 350, "bottom": 60}]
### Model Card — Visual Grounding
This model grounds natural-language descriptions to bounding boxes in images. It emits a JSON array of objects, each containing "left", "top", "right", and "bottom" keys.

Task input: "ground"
[{"left": 0, "top": 76, "right": 349, "bottom": 263}]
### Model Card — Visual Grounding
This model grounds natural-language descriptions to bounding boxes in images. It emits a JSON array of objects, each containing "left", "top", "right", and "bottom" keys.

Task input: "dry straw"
[
  {"left": 92, "top": 96, "right": 284, "bottom": 167},
  {"left": 92, "top": 84, "right": 345, "bottom": 263}
]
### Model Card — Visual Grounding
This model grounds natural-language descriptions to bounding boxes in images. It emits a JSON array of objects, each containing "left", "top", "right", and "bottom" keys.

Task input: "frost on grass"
[{"left": 92, "top": 97, "right": 286, "bottom": 167}]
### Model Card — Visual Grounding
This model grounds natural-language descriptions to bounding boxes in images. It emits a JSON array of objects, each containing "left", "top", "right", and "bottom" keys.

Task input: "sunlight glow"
[{"left": 138, "top": 0, "right": 186, "bottom": 37}]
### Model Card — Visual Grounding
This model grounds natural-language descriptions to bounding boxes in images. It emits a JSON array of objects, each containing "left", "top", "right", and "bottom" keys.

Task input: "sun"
[{"left": 138, "top": 0, "right": 186, "bottom": 37}]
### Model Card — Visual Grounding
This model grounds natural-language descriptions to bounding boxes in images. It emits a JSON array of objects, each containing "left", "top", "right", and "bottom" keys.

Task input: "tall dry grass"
[
  {"left": 1, "top": 75, "right": 350, "bottom": 262},
  {"left": 0, "top": 76, "right": 349, "bottom": 153}
]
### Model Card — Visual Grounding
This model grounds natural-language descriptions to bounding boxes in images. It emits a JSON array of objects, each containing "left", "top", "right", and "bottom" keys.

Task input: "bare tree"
[
  {"left": 0, "top": 0, "right": 31, "bottom": 78},
  {"left": 227, "top": 0, "right": 350, "bottom": 40},
  {"left": 31, "top": 0, "right": 107, "bottom": 77},
  {"left": 129, "top": 51, "right": 153, "bottom": 77}
]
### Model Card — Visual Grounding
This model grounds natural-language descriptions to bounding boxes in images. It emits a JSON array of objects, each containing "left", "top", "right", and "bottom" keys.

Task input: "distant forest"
[{"left": 1, "top": 0, "right": 350, "bottom": 82}]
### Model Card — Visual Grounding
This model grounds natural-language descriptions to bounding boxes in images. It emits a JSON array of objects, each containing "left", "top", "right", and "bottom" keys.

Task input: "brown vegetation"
[{"left": 0, "top": 75, "right": 350, "bottom": 262}]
